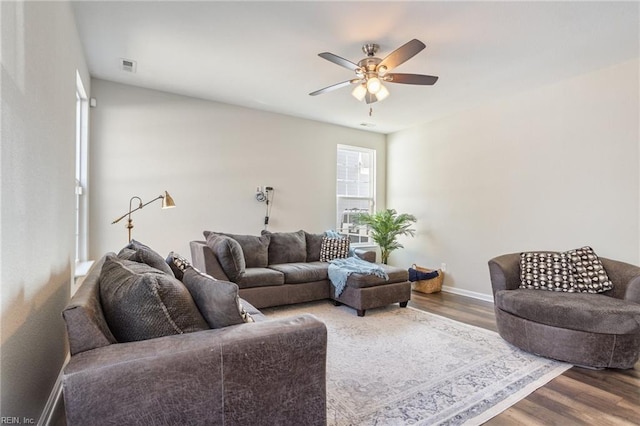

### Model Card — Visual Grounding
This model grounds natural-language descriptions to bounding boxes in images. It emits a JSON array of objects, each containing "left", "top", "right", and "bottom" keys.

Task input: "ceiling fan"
[{"left": 309, "top": 39, "right": 438, "bottom": 104}]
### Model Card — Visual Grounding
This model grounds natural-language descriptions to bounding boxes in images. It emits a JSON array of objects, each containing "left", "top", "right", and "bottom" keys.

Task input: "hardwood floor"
[{"left": 408, "top": 290, "right": 640, "bottom": 426}]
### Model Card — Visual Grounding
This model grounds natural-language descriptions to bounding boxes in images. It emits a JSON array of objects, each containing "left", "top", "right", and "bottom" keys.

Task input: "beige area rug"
[{"left": 263, "top": 301, "right": 572, "bottom": 426}]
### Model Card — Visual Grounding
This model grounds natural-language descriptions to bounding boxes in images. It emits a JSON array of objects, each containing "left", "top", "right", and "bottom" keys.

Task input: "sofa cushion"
[
  {"left": 181, "top": 266, "right": 254, "bottom": 328},
  {"left": 567, "top": 246, "right": 614, "bottom": 293},
  {"left": 519, "top": 251, "right": 576, "bottom": 292},
  {"left": 305, "top": 232, "right": 325, "bottom": 262},
  {"left": 167, "top": 252, "right": 255, "bottom": 327},
  {"left": 99, "top": 255, "right": 209, "bottom": 342},
  {"left": 262, "top": 230, "right": 307, "bottom": 264},
  {"left": 235, "top": 268, "right": 285, "bottom": 289},
  {"left": 206, "top": 231, "right": 271, "bottom": 268},
  {"left": 268, "top": 262, "right": 329, "bottom": 284},
  {"left": 320, "top": 236, "right": 350, "bottom": 262},
  {"left": 345, "top": 264, "right": 409, "bottom": 288},
  {"left": 204, "top": 232, "right": 245, "bottom": 282},
  {"left": 117, "top": 239, "right": 175, "bottom": 276},
  {"left": 495, "top": 289, "right": 640, "bottom": 335}
]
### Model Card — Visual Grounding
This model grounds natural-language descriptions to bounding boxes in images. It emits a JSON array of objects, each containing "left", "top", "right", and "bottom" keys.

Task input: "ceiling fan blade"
[
  {"left": 365, "top": 92, "right": 378, "bottom": 104},
  {"left": 378, "top": 39, "right": 426, "bottom": 71},
  {"left": 318, "top": 52, "right": 359, "bottom": 71},
  {"left": 386, "top": 73, "right": 438, "bottom": 85},
  {"left": 309, "top": 80, "right": 354, "bottom": 96}
]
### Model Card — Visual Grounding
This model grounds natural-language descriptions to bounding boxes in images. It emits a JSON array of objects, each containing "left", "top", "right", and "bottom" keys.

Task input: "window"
[
  {"left": 75, "top": 71, "right": 89, "bottom": 267},
  {"left": 336, "top": 145, "right": 375, "bottom": 244}
]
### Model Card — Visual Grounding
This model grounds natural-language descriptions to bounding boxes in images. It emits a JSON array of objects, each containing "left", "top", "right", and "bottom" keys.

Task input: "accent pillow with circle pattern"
[
  {"left": 519, "top": 251, "right": 576, "bottom": 292},
  {"left": 520, "top": 246, "right": 613, "bottom": 293},
  {"left": 319, "top": 236, "right": 350, "bottom": 262},
  {"left": 566, "top": 246, "right": 613, "bottom": 293}
]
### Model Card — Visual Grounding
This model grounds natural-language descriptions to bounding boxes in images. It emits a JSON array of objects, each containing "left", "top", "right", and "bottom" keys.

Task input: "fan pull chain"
[{"left": 369, "top": 107, "right": 373, "bottom": 117}]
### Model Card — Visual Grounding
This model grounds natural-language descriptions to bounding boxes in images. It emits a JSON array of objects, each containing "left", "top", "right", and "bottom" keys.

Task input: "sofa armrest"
[
  {"left": 600, "top": 257, "right": 640, "bottom": 303},
  {"left": 354, "top": 248, "right": 376, "bottom": 263},
  {"left": 488, "top": 253, "right": 522, "bottom": 297},
  {"left": 190, "top": 240, "right": 230, "bottom": 280},
  {"left": 63, "top": 314, "right": 327, "bottom": 426}
]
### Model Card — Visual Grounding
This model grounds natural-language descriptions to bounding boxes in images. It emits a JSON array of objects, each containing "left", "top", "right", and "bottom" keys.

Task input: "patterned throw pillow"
[
  {"left": 320, "top": 236, "right": 350, "bottom": 262},
  {"left": 566, "top": 246, "right": 613, "bottom": 293},
  {"left": 166, "top": 252, "right": 254, "bottom": 327},
  {"left": 519, "top": 251, "right": 576, "bottom": 292},
  {"left": 165, "top": 251, "right": 190, "bottom": 280}
]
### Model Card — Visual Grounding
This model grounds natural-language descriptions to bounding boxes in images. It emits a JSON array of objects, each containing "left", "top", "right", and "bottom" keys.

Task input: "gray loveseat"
[
  {"left": 62, "top": 252, "right": 327, "bottom": 425},
  {"left": 489, "top": 253, "right": 640, "bottom": 369},
  {"left": 190, "top": 230, "right": 411, "bottom": 316}
]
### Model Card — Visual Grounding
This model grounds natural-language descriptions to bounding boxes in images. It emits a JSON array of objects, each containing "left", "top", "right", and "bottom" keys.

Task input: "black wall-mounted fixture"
[{"left": 255, "top": 186, "right": 274, "bottom": 229}]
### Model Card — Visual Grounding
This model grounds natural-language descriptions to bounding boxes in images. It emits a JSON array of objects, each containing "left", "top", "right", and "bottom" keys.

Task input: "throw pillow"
[
  {"left": 165, "top": 251, "right": 191, "bottom": 280},
  {"left": 204, "top": 232, "right": 246, "bottom": 282},
  {"left": 99, "top": 255, "right": 209, "bottom": 343},
  {"left": 566, "top": 246, "right": 613, "bottom": 293},
  {"left": 180, "top": 264, "right": 254, "bottom": 328},
  {"left": 166, "top": 252, "right": 254, "bottom": 326},
  {"left": 519, "top": 251, "right": 576, "bottom": 292},
  {"left": 206, "top": 232, "right": 270, "bottom": 268},
  {"left": 117, "top": 239, "right": 175, "bottom": 276},
  {"left": 320, "top": 236, "right": 350, "bottom": 262},
  {"left": 261, "top": 230, "right": 307, "bottom": 264},
  {"left": 305, "top": 232, "right": 325, "bottom": 262}
]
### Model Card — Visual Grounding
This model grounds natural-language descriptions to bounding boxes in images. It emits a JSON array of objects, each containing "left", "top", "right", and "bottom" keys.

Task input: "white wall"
[
  {"left": 89, "top": 79, "right": 386, "bottom": 260},
  {"left": 387, "top": 60, "right": 640, "bottom": 299},
  {"left": 1, "top": 1, "right": 89, "bottom": 421}
]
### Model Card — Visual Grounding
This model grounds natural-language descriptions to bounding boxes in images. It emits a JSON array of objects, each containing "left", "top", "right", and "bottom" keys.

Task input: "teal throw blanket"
[{"left": 328, "top": 257, "right": 389, "bottom": 296}]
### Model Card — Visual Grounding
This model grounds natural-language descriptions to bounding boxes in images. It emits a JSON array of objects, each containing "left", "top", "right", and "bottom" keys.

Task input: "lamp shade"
[
  {"left": 162, "top": 191, "right": 176, "bottom": 209},
  {"left": 351, "top": 84, "right": 367, "bottom": 101},
  {"left": 366, "top": 77, "right": 382, "bottom": 94},
  {"left": 375, "top": 84, "right": 390, "bottom": 101}
]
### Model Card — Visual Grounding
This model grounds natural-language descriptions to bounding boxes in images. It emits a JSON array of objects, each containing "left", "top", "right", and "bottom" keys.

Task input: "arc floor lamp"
[{"left": 111, "top": 191, "right": 175, "bottom": 242}]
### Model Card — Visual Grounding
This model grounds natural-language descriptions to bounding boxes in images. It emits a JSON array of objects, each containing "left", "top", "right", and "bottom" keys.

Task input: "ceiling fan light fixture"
[
  {"left": 376, "top": 84, "right": 390, "bottom": 101},
  {"left": 366, "top": 77, "right": 382, "bottom": 94},
  {"left": 310, "top": 39, "right": 438, "bottom": 104},
  {"left": 352, "top": 84, "right": 367, "bottom": 101}
]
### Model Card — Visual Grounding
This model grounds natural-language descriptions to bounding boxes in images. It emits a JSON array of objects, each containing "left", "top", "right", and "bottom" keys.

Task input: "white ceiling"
[{"left": 72, "top": 1, "right": 639, "bottom": 134}]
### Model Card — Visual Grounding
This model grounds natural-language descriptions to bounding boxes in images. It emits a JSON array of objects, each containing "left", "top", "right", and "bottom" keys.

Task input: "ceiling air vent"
[{"left": 120, "top": 58, "right": 137, "bottom": 73}]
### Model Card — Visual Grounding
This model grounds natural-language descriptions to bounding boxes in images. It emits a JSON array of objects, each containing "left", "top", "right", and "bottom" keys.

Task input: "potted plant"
[{"left": 357, "top": 209, "right": 417, "bottom": 264}]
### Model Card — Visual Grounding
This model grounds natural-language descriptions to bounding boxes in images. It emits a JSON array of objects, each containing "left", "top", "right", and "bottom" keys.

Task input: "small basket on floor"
[{"left": 409, "top": 264, "right": 444, "bottom": 294}]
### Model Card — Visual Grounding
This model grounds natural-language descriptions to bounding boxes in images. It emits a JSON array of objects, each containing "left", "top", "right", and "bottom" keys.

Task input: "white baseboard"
[
  {"left": 442, "top": 285, "right": 494, "bottom": 303},
  {"left": 39, "top": 354, "right": 69, "bottom": 426}
]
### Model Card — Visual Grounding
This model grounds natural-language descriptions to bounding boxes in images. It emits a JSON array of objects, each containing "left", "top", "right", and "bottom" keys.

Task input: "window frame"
[
  {"left": 336, "top": 144, "right": 376, "bottom": 245},
  {"left": 75, "top": 71, "right": 89, "bottom": 267}
]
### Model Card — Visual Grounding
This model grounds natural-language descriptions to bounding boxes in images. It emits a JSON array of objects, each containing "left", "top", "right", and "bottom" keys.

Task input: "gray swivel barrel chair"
[{"left": 488, "top": 253, "right": 640, "bottom": 369}]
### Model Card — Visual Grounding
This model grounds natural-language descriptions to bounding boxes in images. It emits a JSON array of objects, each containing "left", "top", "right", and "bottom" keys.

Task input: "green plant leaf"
[{"left": 356, "top": 209, "right": 417, "bottom": 264}]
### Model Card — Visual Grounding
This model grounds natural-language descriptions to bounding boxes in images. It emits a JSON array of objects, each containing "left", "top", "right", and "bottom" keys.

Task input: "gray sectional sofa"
[
  {"left": 62, "top": 232, "right": 410, "bottom": 424},
  {"left": 190, "top": 229, "right": 412, "bottom": 316},
  {"left": 62, "top": 243, "right": 327, "bottom": 425}
]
